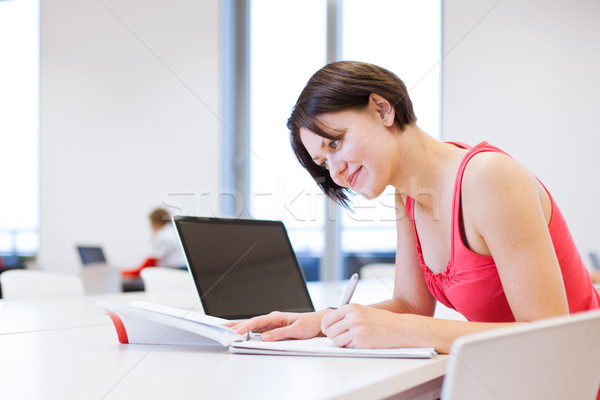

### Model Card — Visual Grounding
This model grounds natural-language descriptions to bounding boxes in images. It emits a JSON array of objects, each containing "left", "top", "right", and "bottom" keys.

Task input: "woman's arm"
[
  {"left": 321, "top": 305, "right": 516, "bottom": 353},
  {"left": 462, "top": 152, "right": 569, "bottom": 320},
  {"left": 371, "top": 191, "right": 436, "bottom": 316},
  {"left": 321, "top": 153, "right": 570, "bottom": 352}
]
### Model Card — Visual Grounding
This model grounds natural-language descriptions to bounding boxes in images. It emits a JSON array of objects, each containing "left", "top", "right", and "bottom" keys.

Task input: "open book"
[{"left": 98, "top": 300, "right": 437, "bottom": 359}]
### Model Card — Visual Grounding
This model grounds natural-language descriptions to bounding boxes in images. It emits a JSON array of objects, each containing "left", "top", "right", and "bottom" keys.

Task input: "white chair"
[
  {"left": 140, "top": 267, "right": 196, "bottom": 294},
  {"left": 441, "top": 310, "right": 600, "bottom": 400},
  {"left": 358, "top": 263, "right": 396, "bottom": 280},
  {"left": 79, "top": 265, "right": 122, "bottom": 294},
  {"left": 0, "top": 269, "right": 85, "bottom": 300}
]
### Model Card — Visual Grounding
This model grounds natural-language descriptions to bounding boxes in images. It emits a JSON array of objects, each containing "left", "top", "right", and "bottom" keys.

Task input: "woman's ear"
[{"left": 369, "top": 93, "right": 395, "bottom": 127}]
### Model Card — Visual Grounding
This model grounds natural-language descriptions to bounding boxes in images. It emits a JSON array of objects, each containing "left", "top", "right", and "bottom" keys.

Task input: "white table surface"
[
  {"left": 0, "top": 290, "right": 201, "bottom": 335},
  {"left": 0, "top": 280, "right": 452, "bottom": 400}
]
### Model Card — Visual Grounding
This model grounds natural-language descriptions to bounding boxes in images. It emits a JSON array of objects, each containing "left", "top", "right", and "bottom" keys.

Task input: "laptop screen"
[
  {"left": 173, "top": 216, "right": 314, "bottom": 319},
  {"left": 77, "top": 246, "right": 107, "bottom": 265}
]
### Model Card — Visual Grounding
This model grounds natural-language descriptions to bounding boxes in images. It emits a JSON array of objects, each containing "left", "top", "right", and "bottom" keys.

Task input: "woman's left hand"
[{"left": 320, "top": 304, "right": 431, "bottom": 349}]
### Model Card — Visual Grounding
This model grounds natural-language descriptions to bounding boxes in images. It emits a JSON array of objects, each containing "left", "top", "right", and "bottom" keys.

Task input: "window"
[
  {"left": 248, "top": 0, "right": 327, "bottom": 280},
  {"left": 246, "top": 0, "right": 440, "bottom": 279},
  {"left": 0, "top": 0, "right": 40, "bottom": 258},
  {"left": 340, "top": 0, "right": 441, "bottom": 269}
]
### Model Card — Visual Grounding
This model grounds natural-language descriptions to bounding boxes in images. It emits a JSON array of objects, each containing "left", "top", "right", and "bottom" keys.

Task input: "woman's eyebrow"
[{"left": 314, "top": 118, "right": 347, "bottom": 138}]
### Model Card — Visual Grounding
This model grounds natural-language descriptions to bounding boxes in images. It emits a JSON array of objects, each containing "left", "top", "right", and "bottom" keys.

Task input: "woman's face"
[{"left": 299, "top": 96, "right": 397, "bottom": 200}]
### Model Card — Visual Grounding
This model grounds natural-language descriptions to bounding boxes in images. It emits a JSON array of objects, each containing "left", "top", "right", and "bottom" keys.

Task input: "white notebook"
[
  {"left": 98, "top": 300, "right": 436, "bottom": 359},
  {"left": 230, "top": 336, "right": 436, "bottom": 358}
]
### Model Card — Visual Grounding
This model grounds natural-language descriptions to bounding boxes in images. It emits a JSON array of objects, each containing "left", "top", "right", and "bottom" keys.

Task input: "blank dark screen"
[
  {"left": 77, "top": 246, "right": 106, "bottom": 265},
  {"left": 175, "top": 218, "right": 314, "bottom": 319}
]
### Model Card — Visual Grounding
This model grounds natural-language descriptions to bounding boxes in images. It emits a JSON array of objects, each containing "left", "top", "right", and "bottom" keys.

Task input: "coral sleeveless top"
[{"left": 406, "top": 141, "right": 600, "bottom": 322}]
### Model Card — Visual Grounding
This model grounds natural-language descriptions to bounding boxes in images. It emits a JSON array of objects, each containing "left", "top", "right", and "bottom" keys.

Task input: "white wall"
[
  {"left": 39, "top": 0, "right": 221, "bottom": 273},
  {"left": 442, "top": 0, "right": 600, "bottom": 267},
  {"left": 38, "top": 0, "right": 600, "bottom": 273}
]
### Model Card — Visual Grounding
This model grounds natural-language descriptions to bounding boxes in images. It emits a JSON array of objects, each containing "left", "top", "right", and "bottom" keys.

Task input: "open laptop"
[
  {"left": 172, "top": 216, "right": 314, "bottom": 319},
  {"left": 441, "top": 310, "right": 600, "bottom": 400},
  {"left": 75, "top": 245, "right": 123, "bottom": 294},
  {"left": 76, "top": 246, "right": 107, "bottom": 266}
]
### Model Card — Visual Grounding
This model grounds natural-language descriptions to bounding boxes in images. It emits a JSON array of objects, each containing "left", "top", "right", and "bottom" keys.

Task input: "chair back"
[
  {"left": 79, "top": 265, "right": 122, "bottom": 294},
  {"left": 140, "top": 267, "right": 195, "bottom": 294},
  {"left": 441, "top": 310, "right": 600, "bottom": 400},
  {"left": 0, "top": 269, "right": 85, "bottom": 300}
]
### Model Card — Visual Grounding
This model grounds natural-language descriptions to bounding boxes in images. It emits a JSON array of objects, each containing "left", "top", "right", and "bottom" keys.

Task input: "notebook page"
[{"left": 230, "top": 336, "right": 436, "bottom": 358}]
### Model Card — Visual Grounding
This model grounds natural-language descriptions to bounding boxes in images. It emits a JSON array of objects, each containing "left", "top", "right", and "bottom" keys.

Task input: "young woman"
[{"left": 230, "top": 61, "right": 600, "bottom": 353}]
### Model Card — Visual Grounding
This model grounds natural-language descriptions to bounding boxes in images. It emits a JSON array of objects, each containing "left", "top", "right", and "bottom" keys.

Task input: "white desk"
[
  {"left": 0, "top": 282, "right": 450, "bottom": 400},
  {"left": 0, "top": 291, "right": 201, "bottom": 335}
]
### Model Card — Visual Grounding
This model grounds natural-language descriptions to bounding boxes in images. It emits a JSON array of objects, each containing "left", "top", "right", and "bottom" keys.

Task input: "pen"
[{"left": 340, "top": 273, "right": 359, "bottom": 307}]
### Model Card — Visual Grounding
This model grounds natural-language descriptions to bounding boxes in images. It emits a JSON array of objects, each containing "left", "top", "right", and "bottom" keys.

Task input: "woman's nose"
[{"left": 327, "top": 156, "right": 347, "bottom": 184}]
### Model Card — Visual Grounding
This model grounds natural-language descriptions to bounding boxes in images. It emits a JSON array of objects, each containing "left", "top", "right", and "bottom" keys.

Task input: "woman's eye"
[
  {"left": 329, "top": 139, "right": 339, "bottom": 149},
  {"left": 320, "top": 160, "right": 329, "bottom": 169}
]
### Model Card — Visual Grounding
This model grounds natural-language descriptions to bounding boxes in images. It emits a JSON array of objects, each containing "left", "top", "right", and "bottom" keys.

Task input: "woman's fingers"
[
  {"left": 223, "top": 320, "right": 245, "bottom": 330},
  {"left": 320, "top": 306, "right": 348, "bottom": 334},
  {"left": 321, "top": 305, "right": 364, "bottom": 343},
  {"left": 228, "top": 312, "right": 289, "bottom": 334},
  {"left": 328, "top": 329, "right": 354, "bottom": 348},
  {"left": 321, "top": 304, "right": 377, "bottom": 348},
  {"left": 261, "top": 324, "right": 303, "bottom": 341}
]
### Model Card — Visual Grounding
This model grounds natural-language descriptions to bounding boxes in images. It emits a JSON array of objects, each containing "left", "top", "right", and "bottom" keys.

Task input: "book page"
[
  {"left": 98, "top": 300, "right": 245, "bottom": 346},
  {"left": 129, "top": 300, "right": 231, "bottom": 328}
]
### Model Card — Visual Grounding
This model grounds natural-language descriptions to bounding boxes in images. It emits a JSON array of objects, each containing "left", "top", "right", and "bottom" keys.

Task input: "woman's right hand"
[{"left": 225, "top": 309, "right": 331, "bottom": 341}]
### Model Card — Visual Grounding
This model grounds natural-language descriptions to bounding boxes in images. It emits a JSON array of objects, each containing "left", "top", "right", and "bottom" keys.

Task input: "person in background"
[
  {"left": 591, "top": 270, "right": 600, "bottom": 285},
  {"left": 121, "top": 208, "right": 187, "bottom": 277}
]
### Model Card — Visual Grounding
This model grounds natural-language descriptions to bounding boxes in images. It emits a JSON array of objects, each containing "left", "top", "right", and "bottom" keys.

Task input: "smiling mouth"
[{"left": 348, "top": 166, "right": 362, "bottom": 188}]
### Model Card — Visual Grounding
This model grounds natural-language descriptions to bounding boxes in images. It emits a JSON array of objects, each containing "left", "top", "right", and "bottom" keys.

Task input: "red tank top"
[{"left": 406, "top": 141, "right": 600, "bottom": 322}]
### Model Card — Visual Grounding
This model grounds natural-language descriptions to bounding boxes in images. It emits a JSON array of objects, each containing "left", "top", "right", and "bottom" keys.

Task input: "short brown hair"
[
  {"left": 287, "top": 61, "right": 417, "bottom": 207},
  {"left": 149, "top": 208, "right": 170, "bottom": 227}
]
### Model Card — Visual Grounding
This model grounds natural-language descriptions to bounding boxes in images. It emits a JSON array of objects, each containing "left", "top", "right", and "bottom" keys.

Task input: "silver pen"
[{"left": 340, "top": 273, "right": 359, "bottom": 307}]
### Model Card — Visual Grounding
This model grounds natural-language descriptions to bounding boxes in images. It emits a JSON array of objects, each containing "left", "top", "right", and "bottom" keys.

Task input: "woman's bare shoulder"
[
  {"left": 462, "top": 151, "right": 537, "bottom": 196},
  {"left": 461, "top": 150, "right": 548, "bottom": 236}
]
